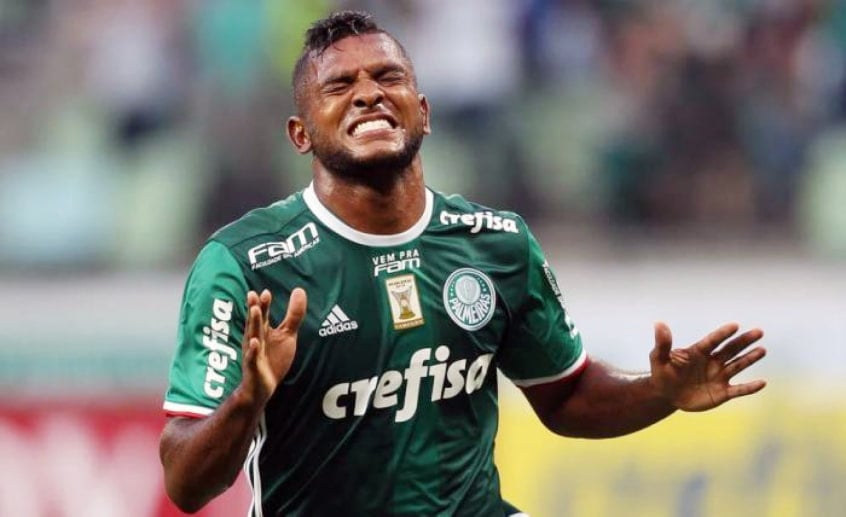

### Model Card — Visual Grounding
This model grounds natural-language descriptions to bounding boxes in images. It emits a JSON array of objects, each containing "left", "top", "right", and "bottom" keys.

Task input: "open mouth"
[{"left": 349, "top": 117, "right": 398, "bottom": 137}]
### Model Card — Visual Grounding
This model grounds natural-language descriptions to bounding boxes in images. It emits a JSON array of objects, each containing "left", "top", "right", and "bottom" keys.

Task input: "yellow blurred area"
[{"left": 496, "top": 386, "right": 846, "bottom": 517}]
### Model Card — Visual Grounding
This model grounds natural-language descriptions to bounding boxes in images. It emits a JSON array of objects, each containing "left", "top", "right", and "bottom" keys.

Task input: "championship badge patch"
[
  {"left": 385, "top": 274, "right": 425, "bottom": 330},
  {"left": 443, "top": 268, "right": 496, "bottom": 331}
]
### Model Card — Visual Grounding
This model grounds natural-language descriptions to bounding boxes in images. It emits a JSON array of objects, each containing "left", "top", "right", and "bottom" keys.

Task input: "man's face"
[{"left": 291, "top": 33, "right": 430, "bottom": 178}]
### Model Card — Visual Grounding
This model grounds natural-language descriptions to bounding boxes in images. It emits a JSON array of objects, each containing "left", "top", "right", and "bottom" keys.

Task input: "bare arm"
[
  {"left": 159, "top": 391, "right": 265, "bottom": 512},
  {"left": 159, "top": 288, "right": 307, "bottom": 513},
  {"left": 522, "top": 322, "right": 767, "bottom": 439},
  {"left": 521, "top": 359, "right": 675, "bottom": 438}
]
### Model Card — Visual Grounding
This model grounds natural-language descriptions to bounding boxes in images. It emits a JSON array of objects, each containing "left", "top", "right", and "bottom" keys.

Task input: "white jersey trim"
[
  {"left": 509, "top": 348, "right": 588, "bottom": 388},
  {"left": 162, "top": 400, "right": 214, "bottom": 416},
  {"left": 303, "top": 182, "right": 433, "bottom": 247},
  {"left": 244, "top": 414, "right": 267, "bottom": 517}
]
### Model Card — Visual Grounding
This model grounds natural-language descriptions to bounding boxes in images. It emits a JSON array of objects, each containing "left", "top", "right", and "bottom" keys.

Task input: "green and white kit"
[{"left": 164, "top": 184, "right": 586, "bottom": 516}]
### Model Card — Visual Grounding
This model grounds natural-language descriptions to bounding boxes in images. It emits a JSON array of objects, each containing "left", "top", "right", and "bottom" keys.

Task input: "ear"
[
  {"left": 419, "top": 94, "right": 431, "bottom": 135},
  {"left": 286, "top": 116, "right": 312, "bottom": 154}
]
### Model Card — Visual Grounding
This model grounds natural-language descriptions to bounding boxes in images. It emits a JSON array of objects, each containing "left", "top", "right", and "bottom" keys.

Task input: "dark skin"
[
  {"left": 523, "top": 322, "right": 766, "bottom": 438},
  {"left": 160, "top": 33, "right": 767, "bottom": 512},
  {"left": 287, "top": 33, "right": 431, "bottom": 234}
]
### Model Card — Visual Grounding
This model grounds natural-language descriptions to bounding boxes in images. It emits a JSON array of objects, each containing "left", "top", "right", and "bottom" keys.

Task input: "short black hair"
[{"left": 292, "top": 11, "right": 413, "bottom": 112}]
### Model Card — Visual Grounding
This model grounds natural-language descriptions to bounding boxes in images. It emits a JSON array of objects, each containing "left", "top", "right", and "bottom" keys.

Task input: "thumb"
[
  {"left": 279, "top": 287, "right": 308, "bottom": 333},
  {"left": 652, "top": 321, "right": 673, "bottom": 363}
]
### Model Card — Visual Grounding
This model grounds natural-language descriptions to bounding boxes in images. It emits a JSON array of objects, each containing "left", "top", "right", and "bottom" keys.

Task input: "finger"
[
  {"left": 242, "top": 337, "right": 260, "bottom": 369},
  {"left": 723, "top": 347, "right": 767, "bottom": 378},
  {"left": 651, "top": 322, "right": 672, "bottom": 363},
  {"left": 246, "top": 290, "right": 259, "bottom": 308},
  {"left": 259, "top": 289, "right": 272, "bottom": 329},
  {"left": 725, "top": 379, "right": 767, "bottom": 399},
  {"left": 713, "top": 328, "right": 764, "bottom": 364},
  {"left": 278, "top": 287, "right": 308, "bottom": 332},
  {"left": 246, "top": 304, "right": 263, "bottom": 342},
  {"left": 695, "top": 322, "right": 740, "bottom": 354}
]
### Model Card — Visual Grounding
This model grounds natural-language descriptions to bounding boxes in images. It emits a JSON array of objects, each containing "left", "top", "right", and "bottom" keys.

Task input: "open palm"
[
  {"left": 240, "top": 288, "right": 308, "bottom": 406},
  {"left": 650, "top": 322, "right": 767, "bottom": 412}
]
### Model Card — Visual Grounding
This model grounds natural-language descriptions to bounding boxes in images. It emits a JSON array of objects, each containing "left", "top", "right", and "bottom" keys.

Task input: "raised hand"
[
  {"left": 649, "top": 322, "right": 767, "bottom": 412},
  {"left": 240, "top": 288, "right": 308, "bottom": 407}
]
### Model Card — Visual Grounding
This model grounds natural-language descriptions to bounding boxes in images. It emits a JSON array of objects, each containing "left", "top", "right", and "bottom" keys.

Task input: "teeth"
[{"left": 353, "top": 119, "right": 392, "bottom": 136}]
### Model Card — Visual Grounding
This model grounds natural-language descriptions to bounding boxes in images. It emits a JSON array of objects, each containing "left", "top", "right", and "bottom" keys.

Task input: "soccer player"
[{"left": 159, "top": 11, "right": 767, "bottom": 516}]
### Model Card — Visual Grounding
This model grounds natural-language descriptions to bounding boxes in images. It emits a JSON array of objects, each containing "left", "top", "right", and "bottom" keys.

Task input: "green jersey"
[{"left": 163, "top": 184, "right": 586, "bottom": 516}]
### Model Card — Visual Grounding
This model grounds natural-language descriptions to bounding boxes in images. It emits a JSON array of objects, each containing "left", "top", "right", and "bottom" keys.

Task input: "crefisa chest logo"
[{"left": 443, "top": 268, "right": 496, "bottom": 331}]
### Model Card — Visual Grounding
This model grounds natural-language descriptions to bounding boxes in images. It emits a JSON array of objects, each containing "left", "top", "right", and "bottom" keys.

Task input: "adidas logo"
[{"left": 318, "top": 305, "right": 359, "bottom": 337}]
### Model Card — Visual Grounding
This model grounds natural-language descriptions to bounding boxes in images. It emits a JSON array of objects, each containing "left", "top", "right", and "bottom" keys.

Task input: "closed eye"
[
  {"left": 376, "top": 67, "right": 407, "bottom": 85},
  {"left": 320, "top": 73, "right": 355, "bottom": 95},
  {"left": 322, "top": 80, "right": 352, "bottom": 95}
]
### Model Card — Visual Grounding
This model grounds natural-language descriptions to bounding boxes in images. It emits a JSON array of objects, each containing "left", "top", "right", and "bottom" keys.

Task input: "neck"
[{"left": 311, "top": 156, "right": 426, "bottom": 235}]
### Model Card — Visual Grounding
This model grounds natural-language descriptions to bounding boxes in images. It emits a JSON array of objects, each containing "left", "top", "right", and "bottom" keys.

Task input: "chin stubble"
[{"left": 312, "top": 129, "right": 425, "bottom": 183}]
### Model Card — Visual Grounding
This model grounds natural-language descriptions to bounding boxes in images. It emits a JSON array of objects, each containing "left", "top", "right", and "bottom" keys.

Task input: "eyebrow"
[
  {"left": 372, "top": 64, "right": 407, "bottom": 77},
  {"left": 319, "top": 63, "right": 408, "bottom": 87}
]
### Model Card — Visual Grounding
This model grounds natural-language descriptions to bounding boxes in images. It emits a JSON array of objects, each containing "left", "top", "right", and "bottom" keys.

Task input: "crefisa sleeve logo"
[{"left": 443, "top": 268, "right": 496, "bottom": 331}]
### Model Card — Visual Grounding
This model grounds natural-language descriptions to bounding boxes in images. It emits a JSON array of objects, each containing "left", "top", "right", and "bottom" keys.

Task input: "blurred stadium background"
[{"left": 0, "top": 0, "right": 844, "bottom": 515}]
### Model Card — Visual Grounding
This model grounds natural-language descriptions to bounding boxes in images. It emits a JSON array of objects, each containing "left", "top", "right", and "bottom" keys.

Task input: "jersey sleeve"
[
  {"left": 497, "top": 229, "right": 587, "bottom": 387},
  {"left": 163, "top": 240, "right": 248, "bottom": 417}
]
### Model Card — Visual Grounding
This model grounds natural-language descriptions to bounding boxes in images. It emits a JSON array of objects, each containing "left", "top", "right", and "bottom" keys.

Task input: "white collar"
[{"left": 302, "top": 182, "right": 433, "bottom": 247}]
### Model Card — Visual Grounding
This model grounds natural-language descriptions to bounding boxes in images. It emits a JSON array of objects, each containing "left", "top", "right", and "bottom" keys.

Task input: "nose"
[{"left": 352, "top": 79, "right": 384, "bottom": 108}]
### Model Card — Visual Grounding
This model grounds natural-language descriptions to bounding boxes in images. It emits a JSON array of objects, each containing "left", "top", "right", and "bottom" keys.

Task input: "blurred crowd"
[{"left": 1, "top": 0, "right": 846, "bottom": 269}]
